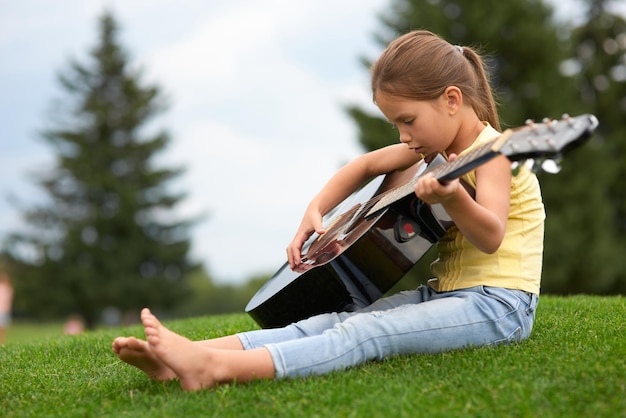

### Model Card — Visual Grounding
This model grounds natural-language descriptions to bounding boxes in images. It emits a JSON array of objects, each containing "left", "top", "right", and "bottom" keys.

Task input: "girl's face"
[{"left": 375, "top": 91, "right": 460, "bottom": 156}]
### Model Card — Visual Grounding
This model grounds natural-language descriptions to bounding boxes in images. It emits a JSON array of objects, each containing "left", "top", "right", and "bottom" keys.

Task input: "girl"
[{"left": 112, "top": 30, "right": 544, "bottom": 391}]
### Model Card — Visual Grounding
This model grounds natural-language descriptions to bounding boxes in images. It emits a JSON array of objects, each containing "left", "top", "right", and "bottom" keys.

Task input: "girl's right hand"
[
  {"left": 284, "top": 144, "right": 420, "bottom": 270},
  {"left": 286, "top": 209, "right": 326, "bottom": 270}
]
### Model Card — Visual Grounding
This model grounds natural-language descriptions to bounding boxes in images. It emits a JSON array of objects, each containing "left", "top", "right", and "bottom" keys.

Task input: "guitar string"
[{"left": 368, "top": 139, "right": 498, "bottom": 214}]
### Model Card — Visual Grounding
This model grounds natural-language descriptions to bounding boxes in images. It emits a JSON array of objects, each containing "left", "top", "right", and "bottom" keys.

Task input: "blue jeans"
[{"left": 237, "top": 285, "right": 539, "bottom": 378}]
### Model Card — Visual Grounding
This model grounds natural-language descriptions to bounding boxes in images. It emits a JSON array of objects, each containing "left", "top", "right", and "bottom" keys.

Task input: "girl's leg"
[
  {"left": 238, "top": 286, "right": 424, "bottom": 349},
  {"left": 113, "top": 289, "right": 423, "bottom": 386},
  {"left": 265, "top": 286, "right": 537, "bottom": 379},
  {"left": 116, "top": 285, "right": 536, "bottom": 389}
]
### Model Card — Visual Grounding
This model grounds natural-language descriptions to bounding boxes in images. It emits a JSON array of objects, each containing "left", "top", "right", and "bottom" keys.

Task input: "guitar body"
[{"left": 246, "top": 155, "right": 452, "bottom": 328}]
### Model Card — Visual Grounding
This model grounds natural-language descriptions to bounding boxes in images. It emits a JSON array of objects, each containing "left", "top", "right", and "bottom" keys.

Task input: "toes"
[
  {"left": 126, "top": 337, "right": 147, "bottom": 351},
  {"left": 113, "top": 336, "right": 153, "bottom": 355},
  {"left": 140, "top": 308, "right": 168, "bottom": 348},
  {"left": 141, "top": 308, "right": 163, "bottom": 329},
  {"left": 141, "top": 307, "right": 155, "bottom": 321},
  {"left": 112, "top": 337, "right": 128, "bottom": 353},
  {"left": 146, "top": 334, "right": 160, "bottom": 346},
  {"left": 143, "top": 327, "right": 159, "bottom": 341}
]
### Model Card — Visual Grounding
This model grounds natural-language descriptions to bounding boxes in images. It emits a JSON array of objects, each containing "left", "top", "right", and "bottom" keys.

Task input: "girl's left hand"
[{"left": 414, "top": 153, "right": 460, "bottom": 204}]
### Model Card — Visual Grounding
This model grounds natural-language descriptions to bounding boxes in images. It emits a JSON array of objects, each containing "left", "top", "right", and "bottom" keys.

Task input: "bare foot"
[
  {"left": 112, "top": 336, "right": 177, "bottom": 381},
  {"left": 141, "top": 308, "right": 220, "bottom": 391}
]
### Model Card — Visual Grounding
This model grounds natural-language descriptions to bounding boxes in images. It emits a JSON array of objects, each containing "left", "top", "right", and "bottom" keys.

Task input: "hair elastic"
[{"left": 455, "top": 45, "right": 464, "bottom": 55}]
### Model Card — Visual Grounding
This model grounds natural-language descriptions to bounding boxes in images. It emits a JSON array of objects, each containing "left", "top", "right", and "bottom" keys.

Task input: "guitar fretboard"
[{"left": 366, "top": 137, "right": 504, "bottom": 216}]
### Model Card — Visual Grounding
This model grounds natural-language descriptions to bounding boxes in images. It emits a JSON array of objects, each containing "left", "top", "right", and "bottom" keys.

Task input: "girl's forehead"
[
  {"left": 375, "top": 92, "right": 426, "bottom": 109},
  {"left": 374, "top": 91, "right": 407, "bottom": 108},
  {"left": 375, "top": 95, "right": 431, "bottom": 121}
]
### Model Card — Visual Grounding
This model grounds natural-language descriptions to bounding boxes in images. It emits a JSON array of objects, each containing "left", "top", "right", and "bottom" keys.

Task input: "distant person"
[
  {"left": 64, "top": 314, "right": 85, "bottom": 335},
  {"left": 113, "top": 30, "right": 544, "bottom": 391},
  {"left": 0, "top": 271, "right": 14, "bottom": 345}
]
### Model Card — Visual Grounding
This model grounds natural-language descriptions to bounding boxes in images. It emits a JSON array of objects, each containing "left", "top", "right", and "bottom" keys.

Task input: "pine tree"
[{"left": 3, "top": 12, "right": 196, "bottom": 327}]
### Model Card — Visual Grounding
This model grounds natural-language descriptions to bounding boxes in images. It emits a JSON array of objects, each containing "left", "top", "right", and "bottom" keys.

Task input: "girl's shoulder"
[{"left": 469, "top": 123, "right": 500, "bottom": 150}]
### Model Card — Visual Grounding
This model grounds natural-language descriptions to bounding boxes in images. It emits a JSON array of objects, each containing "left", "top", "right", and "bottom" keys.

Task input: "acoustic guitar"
[{"left": 246, "top": 114, "right": 599, "bottom": 328}]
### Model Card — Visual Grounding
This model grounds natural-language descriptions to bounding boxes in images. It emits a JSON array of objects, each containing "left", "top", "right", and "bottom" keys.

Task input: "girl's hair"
[{"left": 371, "top": 30, "right": 500, "bottom": 131}]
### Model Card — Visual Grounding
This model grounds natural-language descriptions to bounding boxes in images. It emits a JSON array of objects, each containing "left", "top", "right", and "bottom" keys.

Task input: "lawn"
[
  {"left": 0, "top": 295, "right": 624, "bottom": 418},
  {"left": 3, "top": 321, "right": 66, "bottom": 345}
]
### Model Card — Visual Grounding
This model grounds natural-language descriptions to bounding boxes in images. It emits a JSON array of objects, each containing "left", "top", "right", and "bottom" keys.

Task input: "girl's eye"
[{"left": 403, "top": 119, "right": 414, "bottom": 125}]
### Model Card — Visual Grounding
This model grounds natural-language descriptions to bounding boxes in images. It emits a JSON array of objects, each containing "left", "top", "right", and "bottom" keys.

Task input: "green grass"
[
  {"left": 1, "top": 295, "right": 624, "bottom": 418},
  {"left": 3, "top": 321, "right": 66, "bottom": 345}
]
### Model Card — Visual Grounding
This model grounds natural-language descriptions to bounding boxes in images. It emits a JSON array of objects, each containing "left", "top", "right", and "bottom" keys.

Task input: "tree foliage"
[
  {"left": 2, "top": 12, "right": 197, "bottom": 326},
  {"left": 173, "top": 268, "right": 269, "bottom": 319},
  {"left": 348, "top": 0, "right": 625, "bottom": 294},
  {"left": 538, "top": 0, "right": 626, "bottom": 294}
]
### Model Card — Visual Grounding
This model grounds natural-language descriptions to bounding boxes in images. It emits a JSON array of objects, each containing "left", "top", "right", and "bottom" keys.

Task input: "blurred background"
[{"left": 1, "top": 0, "right": 625, "bottom": 337}]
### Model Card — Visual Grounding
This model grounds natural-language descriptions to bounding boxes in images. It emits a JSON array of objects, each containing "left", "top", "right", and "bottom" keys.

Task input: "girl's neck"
[{"left": 446, "top": 117, "right": 486, "bottom": 156}]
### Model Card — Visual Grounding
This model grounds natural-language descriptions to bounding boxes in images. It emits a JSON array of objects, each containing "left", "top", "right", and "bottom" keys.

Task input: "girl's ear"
[{"left": 443, "top": 86, "right": 463, "bottom": 114}]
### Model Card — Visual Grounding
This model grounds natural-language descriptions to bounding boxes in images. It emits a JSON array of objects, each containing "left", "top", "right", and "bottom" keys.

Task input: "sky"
[
  {"left": 1, "top": 0, "right": 623, "bottom": 284},
  {"left": 0, "top": 0, "right": 388, "bottom": 283}
]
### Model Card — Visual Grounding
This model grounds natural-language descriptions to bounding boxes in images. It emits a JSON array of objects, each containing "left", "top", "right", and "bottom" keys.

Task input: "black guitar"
[{"left": 246, "top": 114, "right": 599, "bottom": 328}]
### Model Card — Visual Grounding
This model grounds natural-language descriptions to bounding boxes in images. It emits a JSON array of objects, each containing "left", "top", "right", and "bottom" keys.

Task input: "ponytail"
[{"left": 460, "top": 47, "right": 500, "bottom": 130}]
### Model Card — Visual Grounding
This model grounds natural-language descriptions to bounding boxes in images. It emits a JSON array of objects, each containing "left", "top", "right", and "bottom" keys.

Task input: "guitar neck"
[
  {"left": 429, "top": 134, "right": 508, "bottom": 182},
  {"left": 366, "top": 133, "right": 509, "bottom": 217}
]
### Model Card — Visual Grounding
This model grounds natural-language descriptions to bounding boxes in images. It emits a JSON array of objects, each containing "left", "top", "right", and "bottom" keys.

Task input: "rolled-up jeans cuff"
[
  {"left": 236, "top": 332, "right": 253, "bottom": 350},
  {"left": 236, "top": 333, "right": 285, "bottom": 378},
  {"left": 263, "top": 343, "right": 287, "bottom": 378}
]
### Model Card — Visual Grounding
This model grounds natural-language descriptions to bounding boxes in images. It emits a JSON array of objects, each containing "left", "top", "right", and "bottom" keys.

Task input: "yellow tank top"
[{"left": 429, "top": 124, "right": 545, "bottom": 295}]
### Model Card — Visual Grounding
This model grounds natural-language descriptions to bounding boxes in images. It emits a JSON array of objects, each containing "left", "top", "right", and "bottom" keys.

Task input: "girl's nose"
[{"left": 398, "top": 130, "right": 411, "bottom": 144}]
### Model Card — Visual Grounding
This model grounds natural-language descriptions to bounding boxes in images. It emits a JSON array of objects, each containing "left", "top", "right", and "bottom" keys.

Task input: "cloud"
[{"left": 134, "top": 2, "right": 384, "bottom": 281}]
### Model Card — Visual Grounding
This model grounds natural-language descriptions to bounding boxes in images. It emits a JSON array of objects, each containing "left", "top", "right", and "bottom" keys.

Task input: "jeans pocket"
[{"left": 479, "top": 286, "right": 520, "bottom": 312}]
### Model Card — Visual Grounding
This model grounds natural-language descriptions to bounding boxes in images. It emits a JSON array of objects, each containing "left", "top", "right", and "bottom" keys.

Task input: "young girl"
[{"left": 112, "top": 30, "right": 544, "bottom": 391}]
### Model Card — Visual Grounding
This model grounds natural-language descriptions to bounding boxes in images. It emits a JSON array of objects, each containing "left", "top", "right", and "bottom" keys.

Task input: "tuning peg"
[
  {"left": 521, "top": 158, "right": 542, "bottom": 173},
  {"left": 560, "top": 113, "right": 576, "bottom": 128},
  {"left": 511, "top": 158, "right": 562, "bottom": 175},
  {"left": 511, "top": 160, "right": 523, "bottom": 176},
  {"left": 524, "top": 159, "right": 537, "bottom": 172},
  {"left": 541, "top": 116, "right": 562, "bottom": 134},
  {"left": 518, "top": 158, "right": 536, "bottom": 171},
  {"left": 541, "top": 158, "right": 562, "bottom": 174}
]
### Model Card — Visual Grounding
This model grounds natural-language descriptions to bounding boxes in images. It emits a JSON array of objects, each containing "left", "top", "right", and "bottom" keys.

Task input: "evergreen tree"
[
  {"left": 347, "top": 0, "right": 621, "bottom": 293},
  {"left": 2, "top": 12, "right": 196, "bottom": 327}
]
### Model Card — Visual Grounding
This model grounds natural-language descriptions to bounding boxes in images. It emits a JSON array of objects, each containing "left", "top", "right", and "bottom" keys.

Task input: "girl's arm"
[
  {"left": 286, "top": 143, "right": 421, "bottom": 268},
  {"left": 415, "top": 154, "right": 511, "bottom": 254}
]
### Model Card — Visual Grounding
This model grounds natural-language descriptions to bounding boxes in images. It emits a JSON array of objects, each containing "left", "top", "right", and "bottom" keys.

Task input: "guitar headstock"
[{"left": 495, "top": 113, "right": 599, "bottom": 174}]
